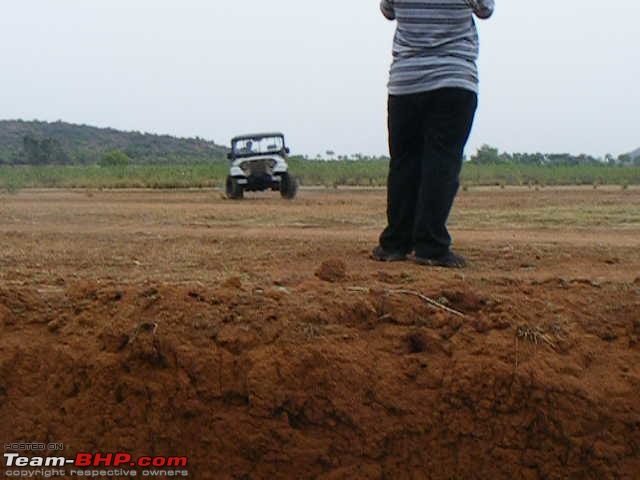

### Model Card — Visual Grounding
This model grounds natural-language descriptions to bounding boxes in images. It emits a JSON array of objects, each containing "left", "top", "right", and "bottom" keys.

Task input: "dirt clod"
[
  {"left": 223, "top": 276, "right": 243, "bottom": 289},
  {"left": 316, "top": 259, "right": 347, "bottom": 282}
]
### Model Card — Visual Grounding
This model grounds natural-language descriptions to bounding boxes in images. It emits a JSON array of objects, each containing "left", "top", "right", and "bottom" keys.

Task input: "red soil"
[{"left": 1, "top": 188, "right": 639, "bottom": 479}]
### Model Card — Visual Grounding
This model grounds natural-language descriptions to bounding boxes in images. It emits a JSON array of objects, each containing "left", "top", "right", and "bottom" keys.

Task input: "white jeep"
[{"left": 226, "top": 132, "right": 298, "bottom": 200}]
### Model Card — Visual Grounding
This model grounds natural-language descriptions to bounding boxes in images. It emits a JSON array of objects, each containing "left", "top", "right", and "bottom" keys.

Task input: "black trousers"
[{"left": 380, "top": 88, "right": 477, "bottom": 258}]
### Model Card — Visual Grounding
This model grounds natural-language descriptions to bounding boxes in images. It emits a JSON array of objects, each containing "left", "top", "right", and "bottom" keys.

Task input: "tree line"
[
  {"left": 469, "top": 145, "right": 639, "bottom": 167},
  {"left": 1, "top": 119, "right": 638, "bottom": 168}
]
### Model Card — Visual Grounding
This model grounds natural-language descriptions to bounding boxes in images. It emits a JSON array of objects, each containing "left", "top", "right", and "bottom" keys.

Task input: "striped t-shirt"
[{"left": 380, "top": 0, "right": 494, "bottom": 95}]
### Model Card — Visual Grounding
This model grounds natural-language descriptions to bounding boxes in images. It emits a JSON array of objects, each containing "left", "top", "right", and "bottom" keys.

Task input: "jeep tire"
[
  {"left": 280, "top": 172, "right": 298, "bottom": 200},
  {"left": 226, "top": 175, "right": 244, "bottom": 200}
]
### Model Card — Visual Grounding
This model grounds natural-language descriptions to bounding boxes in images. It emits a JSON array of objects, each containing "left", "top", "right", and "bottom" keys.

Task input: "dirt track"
[{"left": 1, "top": 187, "right": 639, "bottom": 479}]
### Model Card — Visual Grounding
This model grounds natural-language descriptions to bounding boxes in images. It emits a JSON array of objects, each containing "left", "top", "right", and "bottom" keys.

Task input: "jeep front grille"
[{"left": 240, "top": 159, "right": 275, "bottom": 176}]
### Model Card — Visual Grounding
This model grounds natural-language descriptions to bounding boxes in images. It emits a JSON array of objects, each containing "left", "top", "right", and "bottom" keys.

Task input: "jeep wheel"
[
  {"left": 226, "top": 175, "right": 244, "bottom": 199},
  {"left": 280, "top": 173, "right": 298, "bottom": 200}
]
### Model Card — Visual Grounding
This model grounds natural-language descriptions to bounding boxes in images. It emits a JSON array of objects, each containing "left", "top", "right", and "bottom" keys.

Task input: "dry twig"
[
  {"left": 387, "top": 289, "right": 466, "bottom": 318},
  {"left": 516, "top": 324, "right": 556, "bottom": 349},
  {"left": 346, "top": 286, "right": 466, "bottom": 318}
]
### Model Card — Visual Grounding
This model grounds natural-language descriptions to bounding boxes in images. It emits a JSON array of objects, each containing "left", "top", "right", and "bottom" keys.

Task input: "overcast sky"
[{"left": 1, "top": 0, "right": 638, "bottom": 157}]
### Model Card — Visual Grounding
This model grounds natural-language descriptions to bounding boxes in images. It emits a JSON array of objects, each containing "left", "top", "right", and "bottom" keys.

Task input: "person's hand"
[
  {"left": 466, "top": 0, "right": 494, "bottom": 19},
  {"left": 380, "top": 0, "right": 396, "bottom": 21}
]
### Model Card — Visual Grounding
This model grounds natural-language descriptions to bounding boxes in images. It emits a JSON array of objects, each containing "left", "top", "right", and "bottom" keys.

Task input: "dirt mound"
[
  {"left": 316, "top": 259, "right": 347, "bottom": 282},
  {"left": 1, "top": 278, "right": 639, "bottom": 479}
]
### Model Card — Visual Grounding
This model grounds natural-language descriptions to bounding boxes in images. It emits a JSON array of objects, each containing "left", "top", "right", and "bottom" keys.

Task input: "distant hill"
[
  {"left": 627, "top": 147, "right": 640, "bottom": 160},
  {"left": 0, "top": 119, "right": 228, "bottom": 165}
]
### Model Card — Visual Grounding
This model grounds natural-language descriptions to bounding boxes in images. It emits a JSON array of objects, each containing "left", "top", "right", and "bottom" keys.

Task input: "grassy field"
[{"left": 1, "top": 159, "right": 640, "bottom": 190}]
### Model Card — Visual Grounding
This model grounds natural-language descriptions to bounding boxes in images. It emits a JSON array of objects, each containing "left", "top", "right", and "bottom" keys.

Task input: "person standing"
[{"left": 373, "top": 0, "right": 495, "bottom": 268}]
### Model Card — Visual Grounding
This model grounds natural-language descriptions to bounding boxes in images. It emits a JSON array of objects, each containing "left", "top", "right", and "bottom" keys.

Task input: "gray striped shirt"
[{"left": 380, "top": 0, "right": 494, "bottom": 95}]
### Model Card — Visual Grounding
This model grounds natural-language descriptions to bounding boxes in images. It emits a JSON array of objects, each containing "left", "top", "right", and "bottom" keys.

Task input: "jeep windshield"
[{"left": 231, "top": 135, "right": 285, "bottom": 158}]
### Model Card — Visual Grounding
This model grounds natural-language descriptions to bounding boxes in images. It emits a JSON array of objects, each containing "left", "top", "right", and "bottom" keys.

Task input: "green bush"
[{"left": 99, "top": 150, "right": 131, "bottom": 168}]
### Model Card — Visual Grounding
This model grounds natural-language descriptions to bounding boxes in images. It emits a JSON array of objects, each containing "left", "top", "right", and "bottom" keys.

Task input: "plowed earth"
[{"left": 1, "top": 187, "right": 639, "bottom": 479}]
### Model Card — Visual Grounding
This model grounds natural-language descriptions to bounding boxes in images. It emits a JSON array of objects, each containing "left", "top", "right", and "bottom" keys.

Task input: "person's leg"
[
  {"left": 378, "top": 93, "right": 423, "bottom": 257},
  {"left": 413, "top": 88, "right": 477, "bottom": 260}
]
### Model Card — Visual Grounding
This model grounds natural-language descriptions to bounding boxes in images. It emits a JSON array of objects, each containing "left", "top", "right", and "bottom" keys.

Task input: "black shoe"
[
  {"left": 371, "top": 246, "right": 407, "bottom": 262},
  {"left": 414, "top": 251, "right": 467, "bottom": 269}
]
